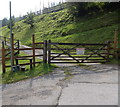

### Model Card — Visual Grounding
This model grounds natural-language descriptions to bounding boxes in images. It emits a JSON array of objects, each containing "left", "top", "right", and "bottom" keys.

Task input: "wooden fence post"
[
  {"left": 2, "top": 41, "right": 6, "bottom": 73},
  {"left": 32, "top": 34, "right": 35, "bottom": 67},
  {"left": 4, "top": 37, "right": 6, "bottom": 45},
  {"left": 114, "top": 29, "right": 118, "bottom": 58},
  {"left": 17, "top": 40, "right": 20, "bottom": 54},
  {"left": 48, "top": 40, "right": 51, "bottom": 64},
  {"left": 114, "top": 29, "right": 117, "bottom": 50},
  {"left": 43, "top": 40, "right": 47, "bottom": 63},
  {"left": 11, "top": 33, "right": 14, "bottom": 67},
  {"left": 106, "top": 41, "right": 111, "bottom": 62}
]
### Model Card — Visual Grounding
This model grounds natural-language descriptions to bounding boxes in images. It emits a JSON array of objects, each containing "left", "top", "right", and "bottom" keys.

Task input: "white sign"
[{"left": 76, "top": 48, "right": 85, "bottom": 55}]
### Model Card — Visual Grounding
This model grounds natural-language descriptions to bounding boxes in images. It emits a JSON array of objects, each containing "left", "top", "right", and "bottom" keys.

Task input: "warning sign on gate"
[{"left": 76, "top": 48, "right": 85, "bottom": 55}]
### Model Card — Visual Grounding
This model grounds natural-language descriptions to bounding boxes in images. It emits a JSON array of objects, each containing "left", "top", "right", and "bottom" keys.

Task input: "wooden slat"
[
  {"left": 51, "top": 55, "right": 105, "bottom": 58},
  {"left": 51, "top": 48, "right": 76, "bottom": 50},
  {"left": 5, "top": 48, "right": 33, "bottom": 51},
  {"left": 35, "top": 42, "right": 44, "bottom": 44},
  {"left": 50, "top": 61, "right": 106, "bottom": 63},
  {"left": 34, "top": 42, "right": 44, "bottom": 45},
  {"left": 5, "top": 62, "right": 42, "bottom": 67},
  {"left": 35, "top": 48, "right": 43, "bottom": 49},
  {"left": 15, "top": 48, "right": 33, "bottom": 50},
  {"left": 51, "top": 58, "right": 105, "bottom": 61},
  {"left": 5, "top": 51, "right": 18, "bottom": 57},
  {"left": 14, "top": 42, "right": 18, "bottom": 45},
  {"left": 16, "top": 58, "right": 33, "bottom": 60},
  {"left": 50, "top": 42, "right": 107, "bottom": 46},
  {"left": 87, "top": 52, "right": 113, "bottom": 55},
  {"left": 5, "top": 52, "right": 11, "bottom": 56},
  {"left": 13, "top": 47, "right": 43, "bottom": 50},
  {"left": 5, "top": 55, "right": 43, "bottom": 60},
  {"left": 51, "top": 48, "right": 108, "bottom": 51}
]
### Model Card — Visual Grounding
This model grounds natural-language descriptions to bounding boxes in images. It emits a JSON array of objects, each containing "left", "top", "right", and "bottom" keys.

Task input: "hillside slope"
[{"left": 1, "top": 8, "right": 119, "bottom": 46}]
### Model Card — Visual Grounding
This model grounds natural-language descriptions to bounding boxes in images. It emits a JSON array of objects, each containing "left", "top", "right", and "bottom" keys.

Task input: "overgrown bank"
[{"left": 1, "top": 3, "right": 119, "bottom": 46}]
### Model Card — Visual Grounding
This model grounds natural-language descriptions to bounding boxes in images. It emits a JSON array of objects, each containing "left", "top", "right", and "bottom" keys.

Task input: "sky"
[{"left": 0, "top": 0, "right": 62, "bottom": 20}]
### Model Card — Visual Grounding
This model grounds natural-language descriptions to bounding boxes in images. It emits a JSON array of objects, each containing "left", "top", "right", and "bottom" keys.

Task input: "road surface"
[{"left": 2, "top": 63, "right": 118, "bottom": 106}]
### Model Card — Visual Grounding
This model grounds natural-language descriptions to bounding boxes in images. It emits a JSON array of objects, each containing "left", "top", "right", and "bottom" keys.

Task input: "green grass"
[
  {"left": 2, "top": 63, "right": 55, "bottom": 84},
  {"left": 1, "top": 9, "right": 119, "bottom": 46},
  {"left": 106, "top": 58, "right": 120, "bottom": 65},
  {"left": 1, "top": 51, "right": 56, "bottom": 84}
]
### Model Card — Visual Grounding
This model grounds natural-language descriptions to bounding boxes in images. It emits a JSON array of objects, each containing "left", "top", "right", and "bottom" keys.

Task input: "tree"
[
  {"left": 67, "top": 2, "right": 119, "bottom": 19},
  {"left": 7, "top": 16, "right": 15, "bottom": 29},
  {"left": 23, "top": 12, "right": 34, "bottom": 28},
  {"left": 2, "top": 18, "right": 8, "bottom": 27}
]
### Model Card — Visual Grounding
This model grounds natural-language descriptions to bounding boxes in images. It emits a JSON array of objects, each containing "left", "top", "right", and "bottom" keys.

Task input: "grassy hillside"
[{"left": 1, "top": 8, "right": 119, "bottom": 46}]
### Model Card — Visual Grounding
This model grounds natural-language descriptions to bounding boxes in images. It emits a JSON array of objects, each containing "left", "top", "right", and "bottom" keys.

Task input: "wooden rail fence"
[
  {"left": 2, "top": 34, "right": 114, "bottom": 73},
  {"left": 2, "top": 34, "right": 46, "bottom": 73},
  {"left": 0, "top": 35, "right": 20, "bottom": 57}
]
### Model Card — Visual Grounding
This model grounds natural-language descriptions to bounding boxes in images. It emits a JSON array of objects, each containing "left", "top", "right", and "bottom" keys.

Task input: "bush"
[{"left": 23, "top": 12, "right": 35, "bottom": 28}]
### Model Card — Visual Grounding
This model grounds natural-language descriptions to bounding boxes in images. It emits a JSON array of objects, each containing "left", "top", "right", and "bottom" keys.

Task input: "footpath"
[{"left": 1, "top": 45, "right": 118, "bottom": 106}]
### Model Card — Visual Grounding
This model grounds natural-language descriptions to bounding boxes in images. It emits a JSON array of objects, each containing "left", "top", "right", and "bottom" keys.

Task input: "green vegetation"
[
  {"left": 23, "top": 12, "right": 35, "bottom": 28},
  {"left": 7, "top": 18, "right": 15, "bottom": 29},
  {"left": 1, "top": 7, "right": 119, "bottom": 46},
  {"left": 1, "top": 3, "right": 119, "bottom": 63},
  {"left": 2, "top": 63, "right": 54, "bottom": 84},
  {"left": 1, "top": 2, "right": 119, "bottom": 84},
  {"left": 0, "top": 3, "right": 119, "bottom": 77},
  {"left": 106, "top": 58, "right": 120, "bottom": 65},
  {"left": 1, "top": 51, "right": 55, "bottom": 84}
]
